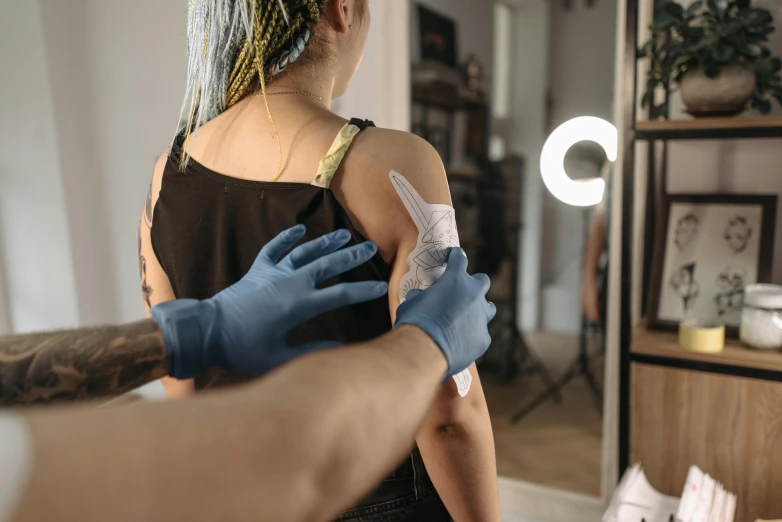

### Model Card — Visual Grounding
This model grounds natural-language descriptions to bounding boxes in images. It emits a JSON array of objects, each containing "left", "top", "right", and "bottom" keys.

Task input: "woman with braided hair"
[{"left": 138, "top": 1, "right": 501, "bottom": 520}]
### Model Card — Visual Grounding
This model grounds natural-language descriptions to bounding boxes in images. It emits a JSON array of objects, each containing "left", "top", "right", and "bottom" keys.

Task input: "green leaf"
[
  {"left": 756, "top": 98, "right": 772, "bottom": 114},
  {"left": 663, "top": 2, "right": 685, "bottom": 18},
  {"left": 687, "top": 0, "right": 704, "bottom": 17},
  {"left": 755, "top": 57, "right": 774, "bottom": 74},
  {"left": 651, "top": 12, "right": 682, "bottom": 30},
  {"left": 744, "top": 9, "right": 773, "bottom": 27},
  {"left": 650, "top": 102, "right": 669, "bottom": 120},
  {"left": 747, "top": 43, "right": 764, "bottom": 57},
  {"left": 724, "top": 19, "right": 743, "bottom": 35},
  {"left": 654, "top": 0, "right": 675, "bottom": 11},
  {"left": 701, "top": 54, "right": 720, "bottom": 77},
  {"left": 638, "top": 41, "right": 653, "bottom": 59},
  {"left": 712, "top": 45, "right": 735, "bottom": 63},
  {"left": 746, "top": 32, "right": 770, "bottom": 43},
  {"left": 673, "top": 54, "right": 695, "bottom": 70}
]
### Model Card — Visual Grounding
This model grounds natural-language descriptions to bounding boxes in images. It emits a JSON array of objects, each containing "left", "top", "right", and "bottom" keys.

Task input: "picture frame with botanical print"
[{"left": 648, "top": 194, "right": 777, "bottom": 335}]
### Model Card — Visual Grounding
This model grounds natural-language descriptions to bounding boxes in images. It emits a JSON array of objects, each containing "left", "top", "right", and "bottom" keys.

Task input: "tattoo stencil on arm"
[{"left": 389, "top": 171, "right": 472, "bottom": 398}]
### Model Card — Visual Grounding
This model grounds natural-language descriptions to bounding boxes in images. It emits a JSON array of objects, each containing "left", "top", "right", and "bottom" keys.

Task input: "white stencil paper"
[{"left": 389, "top": 171, "right": 472, "bottom": 397}]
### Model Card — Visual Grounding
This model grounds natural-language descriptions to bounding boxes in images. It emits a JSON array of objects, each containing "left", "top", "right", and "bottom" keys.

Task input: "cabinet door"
[{"left": 631, "top": 363, "right": 782, "bottom": 522}]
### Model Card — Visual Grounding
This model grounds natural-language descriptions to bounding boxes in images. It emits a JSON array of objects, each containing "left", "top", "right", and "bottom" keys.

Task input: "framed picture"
[
  {"left": 417, "top": 4, "right": 458, "bottom": 68},
  {"left": 648, "top": 194, "right": 777, "bottom": 334}
]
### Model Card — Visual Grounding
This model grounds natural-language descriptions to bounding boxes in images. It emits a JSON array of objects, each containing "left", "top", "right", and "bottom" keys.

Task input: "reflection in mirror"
[{"left": 410, "top": 0, "right": 617, "bottom": 498}]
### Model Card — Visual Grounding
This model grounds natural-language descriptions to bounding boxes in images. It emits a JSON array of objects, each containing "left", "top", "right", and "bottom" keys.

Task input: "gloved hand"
[
  {"left": 395, "top": 248, "right": 496, "bottom": 378},
  {"left": 151, "top": 225, "right": 388, "bottom": 379}
]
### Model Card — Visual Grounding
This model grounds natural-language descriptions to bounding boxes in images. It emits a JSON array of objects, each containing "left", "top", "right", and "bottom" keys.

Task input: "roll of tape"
[{"left": 679, "top": 319, "right": 725, "bottom": 354}]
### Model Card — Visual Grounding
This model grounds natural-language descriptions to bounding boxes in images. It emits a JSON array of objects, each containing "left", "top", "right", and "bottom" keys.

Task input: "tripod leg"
[
  {"left": 580, "top": 327, "right": 604, "bottom": 408},
  {"left": 516, "top": 328, "right": 563, "bottom": 403},
  {"left": 582, "top": 362, "right": 603, "bottom": 407},
  {"left": 510, "top": 360, "right": 580, "bottom": 423}
]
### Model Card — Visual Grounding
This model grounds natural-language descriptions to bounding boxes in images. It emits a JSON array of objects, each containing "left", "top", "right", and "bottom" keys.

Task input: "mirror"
[{"left": 410, "top": 0, "right": 618, "bottom": 498}]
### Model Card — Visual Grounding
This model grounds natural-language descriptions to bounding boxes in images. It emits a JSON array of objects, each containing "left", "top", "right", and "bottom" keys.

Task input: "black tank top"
[{"left": 151, "top": 119, "right": 451, "bottom": 521}]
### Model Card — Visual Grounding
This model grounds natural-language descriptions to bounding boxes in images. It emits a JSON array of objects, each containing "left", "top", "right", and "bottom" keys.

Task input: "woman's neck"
[{"left": 264, "top": 70, "right": 337, "bottom": 108}]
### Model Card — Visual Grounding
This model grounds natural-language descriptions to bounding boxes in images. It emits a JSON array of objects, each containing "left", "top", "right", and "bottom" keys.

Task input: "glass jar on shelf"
[{"left": 740, "top": 284, "right": 782, "bottom": 351}]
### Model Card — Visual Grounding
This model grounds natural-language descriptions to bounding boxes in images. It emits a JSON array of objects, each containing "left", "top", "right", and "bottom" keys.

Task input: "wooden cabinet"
[{"left": 630, "top": 360, "right": 782, "bottom": 522}]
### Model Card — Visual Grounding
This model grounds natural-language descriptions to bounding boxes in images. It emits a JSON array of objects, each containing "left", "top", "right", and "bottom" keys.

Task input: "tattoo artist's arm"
[
  {"left": 11, "top": 326, "right": 447, "bottom": 522},
  {"left": 0, "top": 320, "right": 167, "bottom": 406}
]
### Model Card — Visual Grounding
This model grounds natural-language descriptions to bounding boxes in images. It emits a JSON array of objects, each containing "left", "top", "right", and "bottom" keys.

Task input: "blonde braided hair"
[{"left": 177, "top": 0, "right": 323, "bottom": 179}]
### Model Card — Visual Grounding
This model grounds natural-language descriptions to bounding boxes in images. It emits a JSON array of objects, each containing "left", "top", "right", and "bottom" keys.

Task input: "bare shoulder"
[
  {"left": 145, "top": 150, "right": 170, "bottom": 224},
  {"left": 341, "top": 128, "right": 450, "bottom": 205},
  {"left": 333, "top": 128, "right": 451, "bottom": 261}
]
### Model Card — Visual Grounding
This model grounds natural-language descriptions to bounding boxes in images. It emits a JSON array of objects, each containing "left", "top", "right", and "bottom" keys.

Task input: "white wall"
[
  {"left": 0, "top": 0, "right": 80, "bottom": 332},
  {"left": 539, "top": 0, "right": 618, "bottom": 333},
  {"left": 333, "top": 1, "right": 411, "bottom": 131},
  {"left": 36, "top": 0, "right": 189, "bottom": 326},
  {"left": 505, "top": 0, "right": 549, "bottom": 332}
]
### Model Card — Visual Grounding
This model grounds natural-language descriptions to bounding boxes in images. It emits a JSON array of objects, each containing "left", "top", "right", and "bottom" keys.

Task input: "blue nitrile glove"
[
  {"left": 395, "top": 248, "right": 496, "bottom": 378},
  {"left": 151, "top": 225, "right": 388, "bottom": 379}
]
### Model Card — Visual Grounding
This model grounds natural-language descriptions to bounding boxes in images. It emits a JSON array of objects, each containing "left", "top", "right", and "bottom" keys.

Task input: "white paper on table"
[
  {"left": 604, "top": 464, "right": 679, "bottom": 522},
  {"left": 692, "top": 473, "right": 716, "bottom": 522},
  {"left": 678, "top": 465, "right": 705, "bottom": 522},
  {"left": 389, "top": 170, "right": 472, "bottom": 397},
  {"left": 722, "top": 494, "right": 736, "bottom": 522},
  {"left": 708, "top": 485, "right": 724, "bottom": 522}
]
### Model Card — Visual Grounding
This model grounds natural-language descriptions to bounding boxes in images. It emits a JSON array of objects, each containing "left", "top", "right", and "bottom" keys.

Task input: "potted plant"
[{"left": 639, "top": 0, "right": 782, "bottom": 118}]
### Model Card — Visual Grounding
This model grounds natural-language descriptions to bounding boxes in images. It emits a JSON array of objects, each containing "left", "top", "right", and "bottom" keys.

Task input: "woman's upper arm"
[
  {"left": 332, "top": 130, "right": 454, "bottom": 322},
  {"left": 140, "top": 152, "right": 194, "bottom": 397},
  {"left": 139, "top": 152, "right": 175, "bottom": 311}
]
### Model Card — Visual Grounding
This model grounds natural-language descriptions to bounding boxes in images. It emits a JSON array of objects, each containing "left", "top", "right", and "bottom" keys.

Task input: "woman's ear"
[{"left": 327, "top": 0, "right": 352, "bottom": 34}]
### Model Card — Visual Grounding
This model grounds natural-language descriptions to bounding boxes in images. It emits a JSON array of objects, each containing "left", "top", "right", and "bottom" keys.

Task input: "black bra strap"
[{"left": 349, "top": 118, "right": 376, "bottom": 131}]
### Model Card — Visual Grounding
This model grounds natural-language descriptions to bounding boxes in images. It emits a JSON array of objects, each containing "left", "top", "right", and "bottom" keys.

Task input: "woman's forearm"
[
  {"left": 12, "top": 326, "right": 448, "bottom": 522},
  {"left": 417, "top": 373, "right": 501, "bottom": 522}
]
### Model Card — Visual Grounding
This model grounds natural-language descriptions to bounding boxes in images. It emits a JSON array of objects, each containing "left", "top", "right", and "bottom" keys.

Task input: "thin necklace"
[{"left": 263, "top": 90, "right": 328, "bottom": 108}]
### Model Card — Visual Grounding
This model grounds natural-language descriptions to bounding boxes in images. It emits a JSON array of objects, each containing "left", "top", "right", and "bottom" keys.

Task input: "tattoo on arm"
[
  {"left": 139, "top": 228, "right": 153, "bottom": 308},
  {"left": 0, "top": 320, "right": 167, "bottom": 406},
  {"left": 144, "top": 182, "right": 154, "bottom": 228}
]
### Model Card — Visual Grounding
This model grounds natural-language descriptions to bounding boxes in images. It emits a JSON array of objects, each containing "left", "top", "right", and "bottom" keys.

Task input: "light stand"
[{"left": 507, "top": 117, "right": 615, "bottom": 424}]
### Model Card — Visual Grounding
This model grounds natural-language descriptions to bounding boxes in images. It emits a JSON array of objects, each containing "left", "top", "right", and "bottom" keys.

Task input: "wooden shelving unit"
[
  {"left": 618, "top": 3, "right": 782, "bottom": 521},
  {"left": 635, "top": 116, "right": 782, "bottom": 140},
  {"left": 631, "top": 327, "right": 782, "bottom": 375}
]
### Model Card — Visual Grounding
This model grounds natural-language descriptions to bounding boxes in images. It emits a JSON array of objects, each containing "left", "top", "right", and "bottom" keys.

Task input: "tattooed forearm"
[{"left": 0, "top": 320, "right": 167, "bottom": 406}]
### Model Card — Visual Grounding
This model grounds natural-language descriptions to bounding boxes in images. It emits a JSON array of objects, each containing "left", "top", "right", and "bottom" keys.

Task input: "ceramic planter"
[{"left": 680, "top": 63, "right": 757, "bottom": 117}]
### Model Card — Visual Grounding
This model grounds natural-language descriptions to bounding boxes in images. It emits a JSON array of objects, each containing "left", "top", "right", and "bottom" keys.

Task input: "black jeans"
[{"left": 335, "top": 448, "right": 452, "bottom": 522}]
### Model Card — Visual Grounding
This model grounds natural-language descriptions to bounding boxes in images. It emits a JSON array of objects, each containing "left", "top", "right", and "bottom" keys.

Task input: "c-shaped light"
[{"left": 540, "top": 116, "right": 617, "bottom": 207}]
